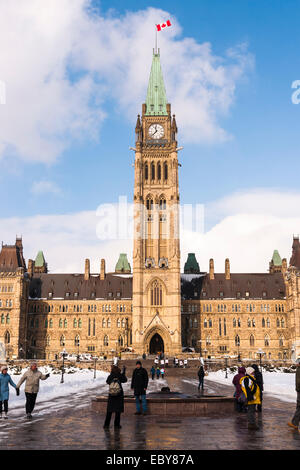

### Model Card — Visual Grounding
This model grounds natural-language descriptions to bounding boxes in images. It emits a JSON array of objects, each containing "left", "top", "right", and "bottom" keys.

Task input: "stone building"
[{"left": 0, "top": 50, "right": 299, "bottom": 362}]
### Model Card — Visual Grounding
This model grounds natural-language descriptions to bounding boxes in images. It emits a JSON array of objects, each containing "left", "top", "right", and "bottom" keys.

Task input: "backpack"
[{"left": 109, "top": 378, "right": 122, "bottom": 396}]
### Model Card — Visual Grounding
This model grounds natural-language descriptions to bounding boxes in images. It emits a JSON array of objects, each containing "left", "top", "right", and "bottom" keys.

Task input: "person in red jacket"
[{"left": 232, "top": 366, "right": 246, "bottom": 412}]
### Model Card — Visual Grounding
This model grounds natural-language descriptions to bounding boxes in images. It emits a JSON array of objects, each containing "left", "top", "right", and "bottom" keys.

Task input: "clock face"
[{"left": 148, "top": 124, "right": 164, "bottom": 139}]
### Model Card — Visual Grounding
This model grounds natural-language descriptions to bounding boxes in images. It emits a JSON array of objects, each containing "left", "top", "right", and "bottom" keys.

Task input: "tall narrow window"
[
  {"left": 88, "top": 318, "right": 91, "bottom": 336},
  {"left": 93, "top": 318, "right": 96, "bottom": 336},
  {"left": 151, "top": 280, "right": 163, "bottom": 306},
  {"left": 145, "top": 163, "right": 148, "bottom": 180},
  {"left": 164, "top": 162, "right": 168, "bottom": 180},
  {"left": 157, "top": 162, "right": 161, "bottom": 180},
  {"left": 151, "top": 162, "right": 155, "bottom": 180}
]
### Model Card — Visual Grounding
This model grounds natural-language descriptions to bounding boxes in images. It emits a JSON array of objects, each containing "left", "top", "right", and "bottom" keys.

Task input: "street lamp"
[
  {"left": 75, "top": 337, "right": 80, "bottom": 362},
  {"left": 93, "top": 356, "right": 98, "bottom": 379},
  {"left": 224, "top": 355, "right": 229, "bottom": 378},
  {"left": 60, "top": 347, "right": 67, "bottom": 384},
  {"left": 256, "top": 348, "right": 265, "bottom": 371}
]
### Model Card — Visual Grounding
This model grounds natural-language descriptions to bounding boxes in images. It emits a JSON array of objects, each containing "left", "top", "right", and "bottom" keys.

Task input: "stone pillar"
[
  {"left": 84, "top": 259, "right": 90, "bottom": 281},
  {"left": 209, "top": 259, "right": 214, "bottom": 280},
  {"left": 225, "top": 258, "right": 230, "bottom": 280},
  {"left": 100, "top": 259, "right": 106, "bottom": 280},
  {"left": 27, "top": 259, "right": 34, "bottom": 277}
]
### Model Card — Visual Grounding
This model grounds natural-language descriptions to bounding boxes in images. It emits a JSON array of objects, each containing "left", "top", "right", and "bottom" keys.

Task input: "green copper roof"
[
  {"left": 35, "top": 251, "right": 46, "bottom": 267},
  {"left": 115, "top": 253, "right": 131, "bottom": 273},
  {"left": 145, "top": 51, "right": 168, "bottom": 116},
  {"left": 184, "top": 253, "right": 200, "bottom": 274},
  {"left": 271, "top": 250, "right": 282, "bottom": 266}
]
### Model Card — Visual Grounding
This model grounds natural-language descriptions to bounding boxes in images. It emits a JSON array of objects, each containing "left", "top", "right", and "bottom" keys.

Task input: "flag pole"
[{"left": 155, "top": 26, "right": 158, "bottom": 54}]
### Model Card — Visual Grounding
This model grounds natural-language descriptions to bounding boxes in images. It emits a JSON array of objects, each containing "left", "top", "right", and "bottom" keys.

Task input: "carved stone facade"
[{"left": 0, "top": 51, "right": 300, "bottom": 361}]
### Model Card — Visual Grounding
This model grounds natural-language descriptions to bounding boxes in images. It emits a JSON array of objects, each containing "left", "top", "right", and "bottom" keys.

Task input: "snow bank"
[
  {"left": 5, "top": 366, "right": 109, "bottom": 408},
  {"left": 205, "top": 369, "right": 297, "bottom": 403}
]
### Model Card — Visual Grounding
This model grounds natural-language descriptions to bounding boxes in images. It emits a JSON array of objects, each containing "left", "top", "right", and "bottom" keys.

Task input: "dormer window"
[{"left": 74, "top": 292, "right": 78, "bottom": 297}]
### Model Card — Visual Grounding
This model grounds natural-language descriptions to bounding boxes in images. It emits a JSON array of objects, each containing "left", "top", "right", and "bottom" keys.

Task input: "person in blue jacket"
[{"left": 0, "top": 365, "right": 18, "bottom": 419}]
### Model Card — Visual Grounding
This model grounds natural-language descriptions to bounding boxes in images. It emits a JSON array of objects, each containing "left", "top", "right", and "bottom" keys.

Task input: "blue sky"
[{"left": 0, "top": 0, "right": 300, "bottom": 272}]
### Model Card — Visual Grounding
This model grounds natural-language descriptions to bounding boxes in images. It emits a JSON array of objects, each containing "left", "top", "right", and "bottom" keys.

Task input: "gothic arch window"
[
  {"left": 118, "top": 335, "right": 124, "bottom": 346},
  {"left": 266, "top": 318, "right": 270, "bottom": 328},
  {"left": 159, "top": 196, "right": 166, "bottom": 210},
  {"left": 157, "top": 162, "right": 161, "bottom": 180},
  {"left": 238, "top": 318, "right": 241, "bottom": 327},
  {"left": 279, "top": 336, "right": 284, "bottom": 347},
  {"left": 247, "top": 318, "right": 251, "bottom": 327},
  {"left": 73, "top": 318, "right": 77, "bottom": 328},
  {"left": 104, "top": 335, "right": 109, "bottom": 346},
  {"left": 146, "top": 195, "right": 154, "bottom": 211},
  {"left": 6, "top": 314, "right": 10, "bottom": 324},
  {"left": 264, "top": 335, "right": 270, "bottom": 347},
  {"left": 209, "top": 318, "right": 212, "bottom": 328},
  {"left": 144, "top": 163, "right": 149, "bottom": 180},
  {"left": 1, "top": 314, "right": 4, "bottom": 324},
  {"left": 204, "top": 318, "right": 208, "bottom": 328},
  {"left": 276, "top": 317, "right": 280, "bottom": 327},
  {"left": 151, "top": 162, "right": 155, "bottom": 180},
  {"left": 93, "top": 318, "right": 96, "bottom": 336},
  {"left": 233, "top": 318, "right": 237, "bottom": 328},
  {"left": 281, "top": 317, "right": 285, "bottom": 328},
  {"left": 262, "top": 317, "right": 265, "bottom": 328},
  {"left": 250, "top": 334, "right": 255, "bottom": 346},
  {"left": 60, "top": 335, "right": 65, "bottom": 346},
  {"left": 75, "top": 335, "right": 80, "bottom": 347},
  {"left": 252, "top": 318, "right": 256, "bottom": 327},
  {"left": 64, "top": 318, "right": 67, "bottom": 329},
  {"left": 235, "top": 335, "right": 240, "bottom": 346},
  {"left": 164, "top": 162, "right": 168, "bottom": 180},
  {"left": 121, "top": 318, "right": 126, "bottom": 328},
  {"left": 102, "top": 318, "right": 106, "bottom": 328},
  {"left": 4, "top": 331, "right": 10, "bottom": 344},
  {"left": 49, "top": 319, "right": 53, "bottom": 328},
  {"left": 46, "top": 335, "right": 50, "bottom": 346},
  {"left": 107, "top": 318, "right": 111, "bottom": 328},
  {"left": 150, "top": 280, "right": 163, "bottom": 306},
  {"left": 78, "top": 318, "right": 82, "bottom": 328},
  {"left": 206, "top": 336, "right": 211, "bottom": 346},
  {"left": 117, "top": 318, "right": 121, "bottom": 328}
]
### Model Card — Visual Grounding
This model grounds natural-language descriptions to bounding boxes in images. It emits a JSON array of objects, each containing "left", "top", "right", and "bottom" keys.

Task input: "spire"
[
  {"left": 115, "top": 253, "right": 131, "bottom": 273},
  {"left": 145, "top": 50, "right": 168, "bottom": 116},
  {"left": 184, "top": 253, "right": 200, "bottom": 274},
  {"left": 34, "top": 250, "right": 48, "bottom": 273},
  {"left": 269, "top": 249, "right": 282, "bottom": 273}
]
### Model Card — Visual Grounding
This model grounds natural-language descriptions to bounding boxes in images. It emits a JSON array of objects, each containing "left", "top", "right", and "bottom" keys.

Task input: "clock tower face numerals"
[{"left": 148, "top": 124, "right": 165, "bottom": 140}]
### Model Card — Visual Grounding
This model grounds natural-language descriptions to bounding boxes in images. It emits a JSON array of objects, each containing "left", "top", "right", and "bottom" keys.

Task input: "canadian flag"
[{"left": 156, "top": 20, "right": 172, "bottom": 32}]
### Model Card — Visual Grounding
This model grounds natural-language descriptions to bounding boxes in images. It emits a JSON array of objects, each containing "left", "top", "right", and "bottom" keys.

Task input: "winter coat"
[
  {"left": 16, "top": 369, "right": 48, "bottom": 394},
  {"left": 131, "top": 367, "right": 149, "bottom": 396},
  {"left": 0, "top": 373, "right": 16, "bottom": 401},
  {"left": 251, "top": 364, "right": 264, "bottom": 391},
  {"left": 198, "top": 367, "right": 205, "bottom": 379},
  {"left": 240, "top": 374, "right": 261, "bottom": 405},
  {"left": 296, "top": 366, "right": 300, "bottom": 392},
  {"left": 150, "top": 367, "right": 155, "bottom": 376},
  {"left": 106, "top": 371, "right": 127, "bottom": 413},
  {"left": 232, "top": 367, "right": 246, "bottom": 399}
]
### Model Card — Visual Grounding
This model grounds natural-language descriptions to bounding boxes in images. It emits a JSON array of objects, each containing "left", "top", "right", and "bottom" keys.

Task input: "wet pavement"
[{"left": 0, "top": 373, "right": 299, "bottom": 450}]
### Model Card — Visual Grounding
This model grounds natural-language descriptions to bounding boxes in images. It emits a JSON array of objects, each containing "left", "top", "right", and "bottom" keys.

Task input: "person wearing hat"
[
  {"left": 288, "top": 358, "right": 300, "bottom": 431},
  {"left": 0, "top": 365, "right": 18, "bottom": 419},
  {"left": 16, "top": 362, "right": 50, "bottom": 419},
  {"left": 131, "top": 360, "right": 149, "bottom": 415},
  {"left": 240, "top": 366, "right": 261, "bottom": 430}
]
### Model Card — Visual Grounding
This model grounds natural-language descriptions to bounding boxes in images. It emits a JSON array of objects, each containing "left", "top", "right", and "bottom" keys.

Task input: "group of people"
[
  {"left": 150, "top": 364, "right": 165, "bottom": 379},
  {"left": 104, "top": 360, "right": 149, "bottom": 429},
  {"left": 174, "top": 358, "right": 189, "bottom": 368},
  {"left": 232, "top": 364, "right": 263, "bottom": 430},
  {"left": 0, "top": 362, "right": 50, "bottom": 420}
]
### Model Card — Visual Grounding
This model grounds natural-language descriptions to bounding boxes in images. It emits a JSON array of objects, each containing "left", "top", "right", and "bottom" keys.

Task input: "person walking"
[
  {"left": 0, "top": 365, "right": 18, "bottom": 419},
  {"left": 179, "top": 359, "right": 183, "bottom": 368},
  {"left": 165, "top": 358, "right": 169, "bottom": 368},
  {"left": 175, "top": 357, "right": 179, "bottom": 368},
  {"left": 16, "top": 362, "right": 50, "bottom": 419},
  {"left": 160, "top": 367, "right": 165, "bottom": 379},
  {"left": 150, "top": 365, "right": 155, "bottom": 380},
  {"left": 184, "top": 359, "right": 188, "bottom": 369},
  {"left": 197, "top": 365, "right": 205, "bottom": 392},
  {"left": 288, "top": 358, "right": 300, "bottom": 431},
  {"left": 232, "top": 366, "right": 247, "bottom": 412},
  {"left": 251, "top": 363, "right": 263, "bottom": 412},
  {"left": 156, "top": 366, "right": 161, "bottom": 379},
  {"left": 103, "top": 364, "right": 127, "bottom": 429},
  {"left": 240, "top": 367, "right": 261, "bottom": 430},
  {"left": 131, "top": 361, "right": 149, "bottom": 416}
]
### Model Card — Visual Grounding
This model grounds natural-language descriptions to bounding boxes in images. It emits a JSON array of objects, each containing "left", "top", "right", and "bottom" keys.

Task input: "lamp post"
[
  {"left": 224, "top": 355, "right": 229, "bottom": 379},
  {"left": 75, "top": 337, "right": 80, "bottom": 362},
  {"left": 60, "top": 347, "right": 67, "bottom": 384},
  {"left": 198, "top": 339, "right": 203, "bottom": 361},
  {"left": 256, "top": 348, "right": 265, "bottom": 371},
  {"left": 93, "top": 356, "right": 98, "bottom": 379}
]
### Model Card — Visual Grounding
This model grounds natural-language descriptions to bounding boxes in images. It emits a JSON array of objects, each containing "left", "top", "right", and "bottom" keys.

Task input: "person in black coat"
[
  {"left": 251, "top": 363, "right": 264, "bottom": 412},
  {"left": 197, "top": 366, "right": 205, "bottom": 391},
  {"left": 131, "top": 361, "right": 149, "bottom": 415},
  {"left": 103, "top": 365, "right": 127, "bottom": 429}
]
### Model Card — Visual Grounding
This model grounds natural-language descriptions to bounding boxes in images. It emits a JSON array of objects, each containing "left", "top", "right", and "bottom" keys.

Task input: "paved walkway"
[{"left": 0, "top": 373, "right": 299, "bottom": 450}]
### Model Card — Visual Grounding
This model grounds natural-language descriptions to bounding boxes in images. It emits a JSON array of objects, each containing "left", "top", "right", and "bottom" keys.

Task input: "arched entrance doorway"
[{"left": 149, "top": 333, "right": 164, "bottom": 355}]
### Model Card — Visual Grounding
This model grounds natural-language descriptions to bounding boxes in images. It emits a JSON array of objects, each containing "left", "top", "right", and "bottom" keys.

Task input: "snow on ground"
[
  {"left": 5, "top": 366, "right": 109, "bottom": 408},
  {"left": 205, "top": 369, "right": 297, "bottom": 403}
]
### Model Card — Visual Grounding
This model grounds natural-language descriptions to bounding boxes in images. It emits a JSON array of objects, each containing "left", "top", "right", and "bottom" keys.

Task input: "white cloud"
[
  {"left": 0, "top": 1, "right": 253, "bottom": 163},
  {"left": 0, "top": 189, "right": 299, "bottom": 274},
  {"left": 31, "top": 180, "right": 61, "bottom": 196}
]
